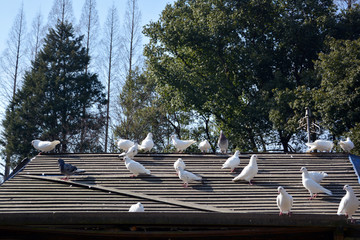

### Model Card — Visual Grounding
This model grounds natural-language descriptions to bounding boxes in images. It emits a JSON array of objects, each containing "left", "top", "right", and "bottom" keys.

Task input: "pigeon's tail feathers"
[
  {"left": 232, "top": 174, "right": 243, "bottom": 182},
  {"left": 53, "top": 140, "right": 61, "bottom": 145},
  {"left": 75, "top": 169, "right": 86, "bottom": 174},
  {"left": 145, "top": 169, "right": 151, "bottom": 175},
  {"left": 324, "top": 188, "right": 332, "bottom": 196},
  {"left": 118, "top": 152, "right": 126, "bottom": 157},
  {"left": 138, "top": 145, "right": 145, "bottom": 150}
]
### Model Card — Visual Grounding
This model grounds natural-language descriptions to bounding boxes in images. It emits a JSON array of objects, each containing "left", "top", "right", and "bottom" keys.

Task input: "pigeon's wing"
[
  {"left": 232, "top": 165, "right": 251, "bottom": 181},
  {"left": 182, "top": 170, "right": 202, "bottom": 183},
  {"left": 63, "top": 163, "right": 77, "bottom": 174},
  {"left": 337, "top": 196, "right": 348, "bottom": 215},
  {"left": 304, "top": 178, "right": 332, "bottom": 195},
  {"left": 308, "top": 171, "right": 327, "bottom": 183},
  {"left": 276, "top": 194, "right": 281, "bottom": 210},
  {"left": 128, "top": 161, "right": 150, "bottom": 175}
]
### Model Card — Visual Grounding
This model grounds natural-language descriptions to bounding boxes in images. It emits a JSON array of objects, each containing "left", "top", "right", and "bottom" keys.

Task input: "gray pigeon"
[
  {"left": 217, "top": 130, "right": 228, "bottom": 154},
  {"left": 58, "top": 159, "right": 85, "bottom": 180}
]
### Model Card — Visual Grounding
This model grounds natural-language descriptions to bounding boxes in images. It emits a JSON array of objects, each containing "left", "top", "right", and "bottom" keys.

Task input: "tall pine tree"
[{"left": 2, "top": 21, "right": 106, "bottom": 168}]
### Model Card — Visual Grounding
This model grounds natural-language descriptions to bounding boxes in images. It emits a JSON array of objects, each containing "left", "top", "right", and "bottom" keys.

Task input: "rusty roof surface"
[{"left": 0, "top": 153, "right": 358, "bottom": 220}]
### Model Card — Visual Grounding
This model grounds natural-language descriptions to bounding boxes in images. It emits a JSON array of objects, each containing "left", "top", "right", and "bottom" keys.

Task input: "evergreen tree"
[{"left": 2, "top": 21, "right": 106, "bottom": 165}]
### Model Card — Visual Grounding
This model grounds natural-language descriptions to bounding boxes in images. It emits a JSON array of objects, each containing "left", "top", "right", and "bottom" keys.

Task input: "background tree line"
[{"left": 1, "top": 0, "right": 360, "bottom": 179}]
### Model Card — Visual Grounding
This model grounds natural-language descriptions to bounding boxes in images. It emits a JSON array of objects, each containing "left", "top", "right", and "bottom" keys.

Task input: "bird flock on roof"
[{"left": 31, "top": 131, "right": 358, "bottom": 222}]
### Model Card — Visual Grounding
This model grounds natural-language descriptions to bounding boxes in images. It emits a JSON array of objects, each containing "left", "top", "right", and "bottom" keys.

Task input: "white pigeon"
[
  {"left": 300, "top": 167, "right": 332, "bottom": 199},
  {"left": 176, "top": 166, "right": 202, "bottom": 188},
  {"left": 32, "top": 139, "right": 60, "bottom": 153},
  {"left": 222, "top": 150, "right": 240, "bottom": 172},
  {"left": 277, "top": 186, "right": 293, "bottom": 216},
  {"left": 307, "top": 171, "right": 328, "bottom": 184},
  {"left": 138, "top": 133, "right": 154, "bottom": 152},
  {"left": 129, "top": 202, "right": 145, "bottom": 212},
  {"left": 198, "top": 139, "right": 211, "bottom": 153},
  {"left": 306, "top": 140, "right": 334, "bottom": 153},
  {"left": 174, "top": 158, "right": 186, "bottom": 172},
  {"left": 119, "top": 143, "right": 138, "bottom": 158},
  {"left": 339, "top": 137, "right": 354, "bottom": 153},
  {"left": 217, "top": 130, "right": 228, "bottom": 154},
  {"left": 232, "top": 154, "right": 258, "bottom": 185},
  {"left": 337, "top": 185, "right": 359, "bottom": 223},
  {"left": 117, "top": 137, "right": 135, "bottom": 151},
  {"left": 123, "top": 156, "right": 151, "bottom": 177},
  {"left": 171, "top": 135, "right": 196, "bottom": 152}
]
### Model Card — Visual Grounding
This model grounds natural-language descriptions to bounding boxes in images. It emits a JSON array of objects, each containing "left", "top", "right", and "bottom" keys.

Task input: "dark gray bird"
[
  {"left": 58, "top": 159, "right": 85, "bottom": 180},
  {"left": 217, "top": 130, "right": 228, "bottom": 154}
]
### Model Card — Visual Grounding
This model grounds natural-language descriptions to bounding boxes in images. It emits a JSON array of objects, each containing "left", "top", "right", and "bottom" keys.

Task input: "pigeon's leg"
[
  {"left": 231, "top": 168, "right": 235, "bottom": 173},
  {"left": 130, "top": 174, "right": 136, "bottom": 178},
  {"left": 279, "top": 211, "right": 283, "bottom": 216},
  {"left": 183, "top": 183, "right": 188, "bottom": 188},
  {"left": 288, "top": 212, "right": 292, "bottom": 217},
  {"left": 313, "top": 193, "right": 318, "bottom": 198},
  {"left": 249, "top": 181, "right": 253, "bottom": 185},
  {"left": 351, "top": 218, "right": 356, "bottom": 224}
]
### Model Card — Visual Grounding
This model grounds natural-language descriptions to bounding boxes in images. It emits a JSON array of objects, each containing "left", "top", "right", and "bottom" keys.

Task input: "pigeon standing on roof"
[
  {"left": 129, "top": 202, "right": 145, "bottom": 212},
  {"left": 171, "top": 135, "right": 196, "bottom": 152},
  {"left": 232, "top": 154, "right": 258, "bottom": 185},
  {"left": 198, "top": 139, "right": 211, "bottom": 153},
  {"left": 277, "top": 186, "right": 293, "bottom": 216},
  {"left": 123, "top": 156, "right": 151, "bottom": 177},
  {"left": 339, "top": 137, "right": 355, "bottom": 153},
  {"left": 305, "top": 140, "right": 334, "bottom": 153},
  {"left": 337, "top": 185, "right": 359, "bottom": 223},
  {"left": 117, "top": 137, "right": 135, "bottom": 151},
  {"left": 307, "top": 171, "right": 328, "bottom": 184},
  {"left": 222, "top": 150, "right": 240, "bottom": 172},
  {"left": 174, "top": 158, "right": 186, "bottom": 174},
  {"left": 32, "top": 140, "right": 60, "bottom": 154},
  {"left": 217, "top": 130, "right": 228, "bottom": 154},
  {"left": 58, "top": 159, "right": 85, "bottom": 180},
  {"left": 118, "top": 143, "right": 138, "bottom": 158},
  {"left": 138, "top": 133, "right": 154, "bottom": 152},
  {"left": 176, "top": 166, "right": 202, "bottom": 188},
  {"left": 300, "top": 167, "right": 332, "bottom": 199}
]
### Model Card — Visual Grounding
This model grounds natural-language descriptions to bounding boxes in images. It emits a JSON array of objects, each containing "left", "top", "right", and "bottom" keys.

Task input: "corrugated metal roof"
[{"left": 0, "top": 153, "right": 358, "bottom": 219}]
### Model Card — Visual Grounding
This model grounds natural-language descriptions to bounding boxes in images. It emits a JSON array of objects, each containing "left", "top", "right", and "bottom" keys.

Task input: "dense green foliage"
[
  {"left": 143, "top": 0, "right": 339, "bottom": 152},
  {"left": 2, "top": 21, "right": 106, "bottom": 165}
]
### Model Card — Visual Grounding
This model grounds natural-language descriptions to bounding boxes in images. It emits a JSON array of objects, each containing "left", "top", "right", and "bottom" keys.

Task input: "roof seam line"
[{"left": 20, "top": 175, "right": 234, "bottom": 213}]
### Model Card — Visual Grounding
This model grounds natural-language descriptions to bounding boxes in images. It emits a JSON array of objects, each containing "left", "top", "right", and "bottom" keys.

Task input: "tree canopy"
[{"left": 2, "top": 21, "right": 106, "bottom": 165}]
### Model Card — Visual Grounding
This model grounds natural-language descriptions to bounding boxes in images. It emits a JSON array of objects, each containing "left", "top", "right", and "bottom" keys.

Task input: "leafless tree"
[
  {"left": 0, "top": 3, "right": 27, "bottom": 104},
  {"left": 77, "top": 0, "right": 100, "bottom": 152},
  {"left": 48, "top": 0, "right": 75, "bottom": 27},
  {"left": 336, "top": 0, "right": 359, "bottom": 9},
  {"left": 28, "top": 10, "right": 46, "bottom": 62},
  {"left": 122, "top": 0, "right": 143, "bottom": 79},
  {"left": 101, "top": 4, "right": 122, "bottom": 152}
]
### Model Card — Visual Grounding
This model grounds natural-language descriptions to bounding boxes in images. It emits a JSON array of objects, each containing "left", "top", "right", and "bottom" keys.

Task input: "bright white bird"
[
  {"left": 306, "top": 140, "right": 334, "bottom": 153},
  {"left": 119, "top": 143, "right": 138, "bottom": 158},
  {"left": 222, "top": 150, "right": 240, "bottom": 172},
  {"left": 337, "top": 185, "right": 359, "bottom": 223},
  {"left": 129, "top": 202, "right": 145, "bottom": 212},
  {"left": 217, "top": 130, "right": 228, "bottom": 154},
  {"left": 32, "top": 140, "right": 60, "bottom": 153},
  {"left": 300, "top": 167, "right": 332, "bottom": 199},
  {"left": 232, "top": 154, "right": 258, "bottom": 185},
  {"left": 117, "top": 138, "right": 135, "bottom": 151},
  {"left": 171, "top": 135, "right": 196, "bottom": 152},
  {"left": 277, "top": 186, "right": 293, "bottom": 216},
  {"left": 174, "top": 158, "right": 186, "bottom": 173},
  {"left": 123, "top": 156, "right": 151, "bottom": 177},
  {"left": 176, "top": 166, "right": 202, "bottom": 188},
  {"left": 138, "top": 133, "right": 154, "bottom": 152},
  {"left": 198, "top": 140, "right": 211, "bottom": 153},
  {"left": 339, "top": 137, "right": 354, "bottom": 153},
  {"left": 307, "top": 171, "right": 328, "bottom": 184}
]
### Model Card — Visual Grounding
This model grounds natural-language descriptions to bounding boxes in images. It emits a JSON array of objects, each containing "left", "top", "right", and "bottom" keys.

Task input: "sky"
[{"left": 0, "top": 0, "right": 174, "bottom": 54}]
